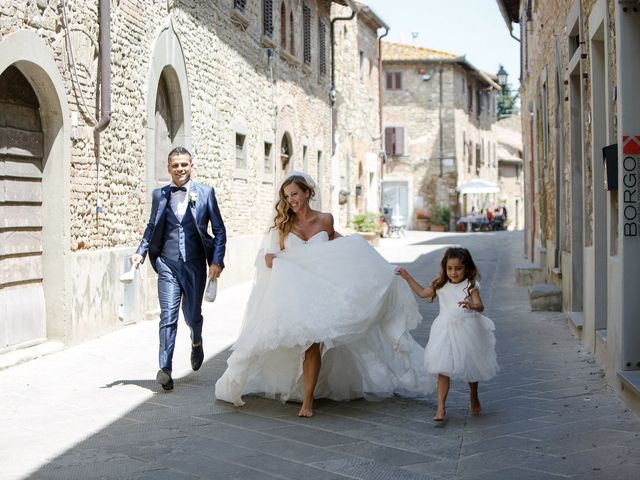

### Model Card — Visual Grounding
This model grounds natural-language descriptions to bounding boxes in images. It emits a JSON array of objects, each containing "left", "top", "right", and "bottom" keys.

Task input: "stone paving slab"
[{"left": 1, "top": 231, "right": 639, "bottom": 479}]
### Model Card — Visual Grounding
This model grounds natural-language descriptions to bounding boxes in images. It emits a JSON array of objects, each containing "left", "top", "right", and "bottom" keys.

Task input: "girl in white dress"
[
  {"left": 396, "top": 247, "right": 498, "bottom": 422},
  {"left": 215, "top": 172, "right": 432, "bottom": 417}
]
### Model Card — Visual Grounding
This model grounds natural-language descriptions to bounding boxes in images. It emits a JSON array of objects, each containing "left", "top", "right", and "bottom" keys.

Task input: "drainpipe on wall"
[
  {"left": 95, "top": 0, "right": 112, "bottom": 134},
  {"left": 94, "top": 0, "right": 111, "bottom": 215},
  {"left": 330, "top": 0, "right": 359, "bottom": 155},
  {"left": 377, "top": 25, "right": 389, "bottom": 209}
]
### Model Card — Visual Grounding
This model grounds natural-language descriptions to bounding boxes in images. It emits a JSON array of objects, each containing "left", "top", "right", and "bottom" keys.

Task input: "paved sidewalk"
[{"left": 1, "top": 231, "right": 639, "bottom": 479}]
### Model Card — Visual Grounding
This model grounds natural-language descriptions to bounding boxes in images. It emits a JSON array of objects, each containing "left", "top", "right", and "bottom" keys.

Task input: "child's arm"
[
  {"left": 395, "top": 267, "right": 434, "bottom": 299},
  {"left": 458, "top": 288, "right": 484, "bottom": 312}
]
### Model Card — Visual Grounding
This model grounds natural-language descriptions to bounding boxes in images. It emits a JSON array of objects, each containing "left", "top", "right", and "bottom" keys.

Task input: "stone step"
[
  {"left": 516, "top": 262, "right": 546, "bottom": 286},
  {"left": 529, "top": 283, "right": 562, "bottom": 311}
]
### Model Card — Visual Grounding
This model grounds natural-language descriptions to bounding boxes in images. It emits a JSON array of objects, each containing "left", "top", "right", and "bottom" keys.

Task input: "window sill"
[
  {"left": 233, "top": 168, "right": 249, "bottom": 180},
  {"left": 301, "top": 63, "right": 312, "bottom": 75},
  {"left": 260, "top": 35, "right": 277, "bottom": 49},
  {"left": 280, "top": 49, "right": 300, "bottom": 67},
  {"left": 230, "top": 10, "right": 250, "bottom": 29}
]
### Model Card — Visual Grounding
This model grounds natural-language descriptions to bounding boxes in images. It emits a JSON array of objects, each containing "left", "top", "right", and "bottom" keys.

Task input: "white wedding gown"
[{"left": 214, "top": 232, "right": 433, "bottom": 406}]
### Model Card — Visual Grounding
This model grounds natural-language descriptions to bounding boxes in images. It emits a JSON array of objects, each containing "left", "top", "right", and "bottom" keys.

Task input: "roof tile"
[{"left": 381, "top": 41, "right": 459, "bottom": 62}]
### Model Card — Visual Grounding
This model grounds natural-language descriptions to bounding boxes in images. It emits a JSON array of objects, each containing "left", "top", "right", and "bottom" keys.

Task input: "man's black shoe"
[
  {"left": 191, "top": 343, "right": 204, "bottom": 371},
  {"left": 156, "top": 368, "right": 174, "bottom": 391}
]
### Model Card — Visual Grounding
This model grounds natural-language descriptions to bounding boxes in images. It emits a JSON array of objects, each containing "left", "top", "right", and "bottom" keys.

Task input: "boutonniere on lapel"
[{"left": 189, "top": 192, "right": 198, "bottom": 208}]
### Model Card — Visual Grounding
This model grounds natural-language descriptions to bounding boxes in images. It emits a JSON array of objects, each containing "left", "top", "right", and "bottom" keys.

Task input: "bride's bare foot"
[
  {"left": 298, "top": 401, "right": 314, "bottom": 417},
  {"left": 470, "top": 396, "right": 481, "bottom": 416},
  {"left": 433, "top": 406, "right": 446, "bottom": 422}
]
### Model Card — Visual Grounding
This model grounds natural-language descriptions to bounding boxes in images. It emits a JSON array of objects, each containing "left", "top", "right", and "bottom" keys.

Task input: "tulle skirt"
[
  {"left": 424, "top": 310, "right": 499, "bottom": 382},
  {"left": 214, "top": 235, "right": 434, "bottom": 406}
]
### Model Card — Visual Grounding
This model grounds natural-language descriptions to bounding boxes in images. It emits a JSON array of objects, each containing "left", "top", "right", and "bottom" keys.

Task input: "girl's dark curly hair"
[{"left": 427, "top": 247, "right": 480, "bottom": 302}]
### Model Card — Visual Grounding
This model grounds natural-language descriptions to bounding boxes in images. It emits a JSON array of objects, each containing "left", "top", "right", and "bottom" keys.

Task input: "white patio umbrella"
[{"left": 457, "top": 179, "right": 500, "bottom": 194}]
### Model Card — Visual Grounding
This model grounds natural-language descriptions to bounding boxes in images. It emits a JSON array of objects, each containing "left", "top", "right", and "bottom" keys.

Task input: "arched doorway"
[
  {"left": 146, "top": 20, "right": 191, "bottom": 193},
  {"left": 1, "top": 30, "right": 70, "bottom": 346},
  {"left": 0, "top": 66, "right": 46, "bottom": 347}
]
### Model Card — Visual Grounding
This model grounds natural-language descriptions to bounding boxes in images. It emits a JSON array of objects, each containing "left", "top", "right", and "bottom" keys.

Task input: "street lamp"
[{"left": 496, "top": 65, "right": 508, "bottom": 88}]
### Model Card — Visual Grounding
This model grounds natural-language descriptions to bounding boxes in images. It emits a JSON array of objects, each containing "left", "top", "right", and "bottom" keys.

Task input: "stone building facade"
[
  {"left": 0, "top": 0, "right": 367, "bottom": 353},
  {"left": 498, "top": 0, "right": 640, "bottom": 413},
  {"left": 381, "top": 41, "right": 502, "bottom": 229},
  {"left": 495, "top": 115, "right": 525, "bottom": 231},
  {"left": 331, "top": 2, "right": 386, "bottom": 226}
]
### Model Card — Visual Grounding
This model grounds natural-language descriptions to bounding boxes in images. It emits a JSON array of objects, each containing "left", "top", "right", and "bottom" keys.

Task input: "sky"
[{"left": 363, "top": 0, "right": 521, "bottom": 88}]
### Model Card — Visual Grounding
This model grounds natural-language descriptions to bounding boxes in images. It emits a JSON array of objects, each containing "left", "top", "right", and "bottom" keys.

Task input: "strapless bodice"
[{"left": 285, "top": 230, "right": 329, "bottom": 248}]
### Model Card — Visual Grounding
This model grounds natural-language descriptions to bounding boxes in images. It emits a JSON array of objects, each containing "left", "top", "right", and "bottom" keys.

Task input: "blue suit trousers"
[{"left": 155, "top": 256, "right": 207, "bottom": 373}]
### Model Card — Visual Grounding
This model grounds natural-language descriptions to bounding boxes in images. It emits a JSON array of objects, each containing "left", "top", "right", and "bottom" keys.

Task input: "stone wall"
[
  {"left": 0, "top": 0, "right": 336, "bottom": 346},
  {"left": 332, "top": 3, "right": 383, "bottom": 227},
  {"left": 520, "top": 0, "right": 617, "bottom": 259}
]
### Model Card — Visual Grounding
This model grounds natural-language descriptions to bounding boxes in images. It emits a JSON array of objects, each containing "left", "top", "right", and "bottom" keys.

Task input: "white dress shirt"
[{"left": 169, "top": 180, "right": 192, "bottom": 222}]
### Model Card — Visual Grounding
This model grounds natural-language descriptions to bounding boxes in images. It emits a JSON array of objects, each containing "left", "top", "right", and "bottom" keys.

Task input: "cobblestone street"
[{"left": 1, "top": 231, "right": 639, "bottom": 480}]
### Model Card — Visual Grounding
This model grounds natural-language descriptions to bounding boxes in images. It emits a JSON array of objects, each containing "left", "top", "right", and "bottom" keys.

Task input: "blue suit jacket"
[{"left": 136, "top": 181, "right": 226, "bottom": 272}]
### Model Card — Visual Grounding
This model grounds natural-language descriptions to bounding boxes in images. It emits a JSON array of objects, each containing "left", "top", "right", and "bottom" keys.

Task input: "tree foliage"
[{"left": 497, "top": 83, "right": 520, "bottom": 119}]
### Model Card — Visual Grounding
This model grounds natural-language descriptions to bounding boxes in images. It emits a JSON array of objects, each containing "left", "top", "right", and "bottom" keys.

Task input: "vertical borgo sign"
[{"left": 622, "top": 135, "right": 640, "bottom": 237}]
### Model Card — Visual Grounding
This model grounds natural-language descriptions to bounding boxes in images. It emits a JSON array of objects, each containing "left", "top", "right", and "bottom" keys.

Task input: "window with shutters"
[
  {"left": 385, "top": 71, "right": 402, "bottom": 90},
  {"left": 280, "top": 3, "right": 287, "bottom": 49},
  {"left": 384, "top": 127, "right": 405, "bottom": 156},
  {"left": 303, "top": 4, "right": 311, "bottom": 65},
  {"left": 467, "top": 85, "right": 473, "bottom": 113},
  {"left": 263, "top": 0, "right": 274, "bottom": 38},
  {"left": 318, "top": 19, "right": 327, "bottom": 75},
  {"left": 289, "top": 11, "right": 295, "bottom": 55},
  {"left": 236, "top": 133, "right": 246, "bottom": 169},
  {"left": 234, "top": 0, "right": 246, "bottom": 12}
]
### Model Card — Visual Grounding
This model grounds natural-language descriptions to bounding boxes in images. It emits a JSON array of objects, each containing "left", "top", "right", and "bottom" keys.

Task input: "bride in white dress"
[{"left": 214, "top": 172, "right": 432, "bottom": 416}]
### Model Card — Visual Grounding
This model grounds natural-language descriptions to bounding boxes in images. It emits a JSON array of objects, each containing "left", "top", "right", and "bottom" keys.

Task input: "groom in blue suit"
[{"left": 132, "top": 146, "right": 226, "bottom": 391}]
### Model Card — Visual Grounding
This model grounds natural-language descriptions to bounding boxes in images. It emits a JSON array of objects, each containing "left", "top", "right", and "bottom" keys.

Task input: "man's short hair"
[{"left": 167, "top": 146, "right": 192, "bottom": 163}]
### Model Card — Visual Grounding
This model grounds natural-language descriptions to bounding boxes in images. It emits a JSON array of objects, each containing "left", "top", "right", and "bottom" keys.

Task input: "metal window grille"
[
  {"left": 234, "top": 0, "right": 246, "bottom": 12},
  {"left": 303, "top": 5, "right": 311, "bottom": 65},
  {"left": 280, "top": 3, "right": 287, "bottom": 48},
  {"left": 264, "top": 142, "right": 272, "bottom": 173},
  {"left": 289, "top": 11, "right": 295, "bottom": 55},
  {"left": 319, "top": 19, "right": 327, "bottom": 75},
  {"left": 236, "top": 134, "right": 246, "bottom": 169},
  {"left": 263, "top": 0, "right": 274, "bottom": 37}
]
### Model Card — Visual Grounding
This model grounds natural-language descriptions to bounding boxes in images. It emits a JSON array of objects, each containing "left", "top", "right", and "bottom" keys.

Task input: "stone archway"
[
  {"left": 0, "top": 30, "right": 70, "bottom": 346},
  {"left": 153, "top": 66, "right": 184, "bottom": 185}
]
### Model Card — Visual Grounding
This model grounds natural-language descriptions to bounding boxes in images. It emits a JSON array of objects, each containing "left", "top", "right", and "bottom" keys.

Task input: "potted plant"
[
  {"left": 429, "top": 204, "right": 451, "bottom": 232},
  {"left": 352, "top": 212, "right": 382, "bottom": 245},
  {"left": 415, "top": 211, "right": 430, "bottom": 231}
]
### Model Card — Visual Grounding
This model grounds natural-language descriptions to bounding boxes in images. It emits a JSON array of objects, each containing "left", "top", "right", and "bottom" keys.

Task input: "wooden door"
[{"left": 0, "top": 66, "right": 46, "bottom": 348}]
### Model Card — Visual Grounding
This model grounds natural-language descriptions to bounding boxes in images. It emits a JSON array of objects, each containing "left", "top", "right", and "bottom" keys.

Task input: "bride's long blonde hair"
[{"left": 273, "top": 175, "right": 316, "bottom": 249}]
